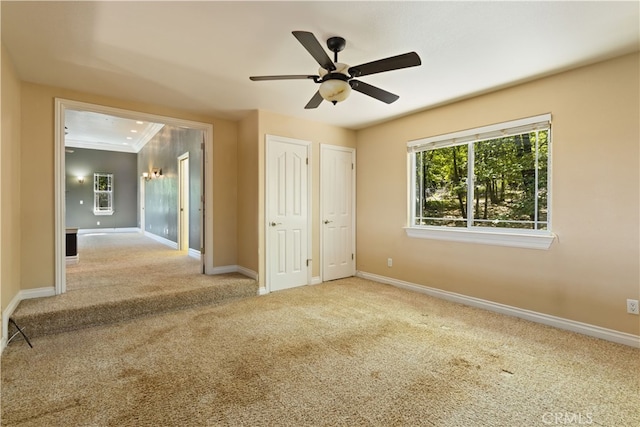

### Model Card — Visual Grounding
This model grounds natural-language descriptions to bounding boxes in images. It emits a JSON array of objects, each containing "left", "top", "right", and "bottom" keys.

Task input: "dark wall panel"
[
  {"left": 137, "top": 126, "right": 202, "bottom": 250},
  {"left": 65, "top": 148, "right": 138, "bottom": 229}
]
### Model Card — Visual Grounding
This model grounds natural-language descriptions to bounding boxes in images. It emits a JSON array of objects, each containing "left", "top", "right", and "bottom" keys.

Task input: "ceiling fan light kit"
[
  {"left": 318, "top": 63, "right": 351, "bottom": 104},
  {"left": 250, "top": 31, "right": 421, "bottom": 109}
]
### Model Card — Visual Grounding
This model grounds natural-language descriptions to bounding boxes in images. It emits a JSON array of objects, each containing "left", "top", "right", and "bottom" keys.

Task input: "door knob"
[
  {"left": 270, "top": 222, "right": 282, "bottom": 227},
  {"left": 324, "top": 220, "right": 333, "bottom": 224}
]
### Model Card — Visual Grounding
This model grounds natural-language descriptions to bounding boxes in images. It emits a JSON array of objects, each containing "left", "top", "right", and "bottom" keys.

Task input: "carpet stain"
[
  {"left": 3, "top": 398, "right": 83, "bottom": 426},
  {"left": 122, "top": 325, "right": 177, "bottom": 353},
  {"left": 326, "top": 320, "right": 395, "bottom": 356},
  {"left": 276, "top": 341, "right": 318, "bottom": 359},
  {"left": 501, "top": 368, "right": 515, "bottom": 376},
  {"left": 450, "top": 357, "right": 473, "bottom": 369}
]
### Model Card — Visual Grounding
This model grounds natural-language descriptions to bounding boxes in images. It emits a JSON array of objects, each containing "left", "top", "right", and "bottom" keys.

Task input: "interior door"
[
  {"left": 321, "top": 145, "right": 355, "bottom": 281},
  {"left": 178, "top": 153, "right": 189, "bottom": 252},
  {"left": 139, "top": 176, "right": 146, "bottom": 233},
  {"left": 266, "top": 135, "right": 310, "bottom": 292}
]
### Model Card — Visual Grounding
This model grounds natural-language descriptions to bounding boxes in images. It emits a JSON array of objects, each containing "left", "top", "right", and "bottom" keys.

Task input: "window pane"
[
  {"left": 473, "top": 131, "right": 547, "bottom": 229},
  {"left": 414, "top": 145, "right": 468, "bottom": 227},
  {"left": 96, "top": 192, "right": 111, "bottom": 209},
  {"left": 536, "top": 130, "right": 549, "bottom": 230},
  {"left": 97, "top": 175, "right": 111, "bottom": 191}
]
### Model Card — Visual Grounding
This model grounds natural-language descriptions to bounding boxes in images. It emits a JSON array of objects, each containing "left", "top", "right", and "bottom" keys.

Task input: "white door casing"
[
  {"left": 321, "top": 145, "right": 356, "bottom": 281},
  {"left": 55, "top": 98, "right": 214, "bottom": 294},
  {"left": 266, "top": 135, "right": 311, "bottom": 292}
]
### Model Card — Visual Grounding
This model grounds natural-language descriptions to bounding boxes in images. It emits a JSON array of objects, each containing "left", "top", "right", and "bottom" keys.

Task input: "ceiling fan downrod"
[{"left": 326, "top": 36, "right": 346, "bottom": 63}]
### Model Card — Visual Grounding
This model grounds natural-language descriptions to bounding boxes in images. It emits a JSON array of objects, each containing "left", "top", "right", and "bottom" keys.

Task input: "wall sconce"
[
  {"left": 142, "top": 168, "right": 162, "bottom": 181},
  {"left": 77, "top": 176, "right": 85, "bottom": 184}
]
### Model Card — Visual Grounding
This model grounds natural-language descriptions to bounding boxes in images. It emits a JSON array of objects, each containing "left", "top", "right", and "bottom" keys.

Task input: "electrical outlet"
[
  {"left": 627, "top": 299, "right": 639, "bottom": 315},
  {"left": 387, "top": 258, "right": 393, "bottom": 267}
]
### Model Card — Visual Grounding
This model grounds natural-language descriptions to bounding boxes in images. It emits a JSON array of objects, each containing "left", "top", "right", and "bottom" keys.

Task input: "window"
[
  {"left": 93, "top": 173, "right": 114, "bottom": 215},
  {"left": 406, "top": 114, "right": 554, "bottom": 249}
]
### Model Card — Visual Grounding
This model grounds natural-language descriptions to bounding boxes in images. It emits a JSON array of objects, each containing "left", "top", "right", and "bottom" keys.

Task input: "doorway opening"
[{"left": 55, "top": 99, "right": 214, "bottom": 295}]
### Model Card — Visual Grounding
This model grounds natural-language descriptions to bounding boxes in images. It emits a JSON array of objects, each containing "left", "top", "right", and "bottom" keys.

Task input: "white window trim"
[
  {"left": 93, "top": 173, "right": 114, "bottom": 216},
  {"left": 404, "top": 226, "right": 555, "bottom": 250},
  {"left": 406, "top": 114, "right": 555, "bottom": 250}
]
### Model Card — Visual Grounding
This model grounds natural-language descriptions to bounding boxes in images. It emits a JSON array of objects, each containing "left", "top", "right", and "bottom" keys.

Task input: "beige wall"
[
  {"left": 18, "top": 83, "right": 239, "bottom": 289},
  {"left": 237, "top": 110, "right": 356, "bottom": 286},
  {"left": 237, "top": 111, "right": 259, "bottom": 274},
  {"left": 1, "top": 43, "right": 22, "bottom": 338},
  {"left": 356, "top": 53, "right": 640, "bottom": 335},
  {"left": 3, "top": 44, "right": 637, "bottom": 341}
]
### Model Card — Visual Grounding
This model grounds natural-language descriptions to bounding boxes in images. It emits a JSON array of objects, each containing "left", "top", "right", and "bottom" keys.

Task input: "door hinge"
[
  {"left": 352, "top": 163, "right": 354, "bottom": 170},
  {"left": 352, "top": 253, "right": 354, "bottom": 260},
  {"left": 306, "top": 158, "right": 309, "bottom": 165},
  {"left": 201, "top": 247, "right": 205, "bottom": 254},
  {"left": 201, "top": 142, "right": 204, "bottom": 150},
  {"left": 306, "top": 259, "right": 311, "bottom": 267}
]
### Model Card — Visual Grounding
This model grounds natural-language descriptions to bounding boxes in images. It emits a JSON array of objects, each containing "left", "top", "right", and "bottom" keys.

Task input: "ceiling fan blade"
[
  {"left": 292, "top": 31, "right": 336, "bottom": 71},
  {"left": 349, "top": 52, "right": 421, "bottom": 77},
  {"left": 304, "top": 91, "right": 324, "bottom": 109},
  {"left": 350, "top": 80, "right": 399, "bottom": 104},
  {"left": 250, "top": 75, "right": 318, "bottom": 81}
]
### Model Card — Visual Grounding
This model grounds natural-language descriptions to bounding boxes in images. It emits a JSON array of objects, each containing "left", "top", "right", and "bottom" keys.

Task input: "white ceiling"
[
  {"left": 65, "top": 110, "right": 165, "bottom": 153},
  {"left": 2, "top": 1, "right": 639, "bottom": 137}
]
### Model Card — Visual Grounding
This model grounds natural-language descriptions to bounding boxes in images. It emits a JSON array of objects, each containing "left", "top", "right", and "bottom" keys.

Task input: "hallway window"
[{"left": 93, "top": 173, "right": 114, "bottom": 215}]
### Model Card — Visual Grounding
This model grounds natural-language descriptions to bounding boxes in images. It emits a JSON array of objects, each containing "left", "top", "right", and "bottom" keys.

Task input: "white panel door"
[
  {"left": 267, "top": 136, "right": 310, "bottom": 291},
  {"left": 178, "top": 153, "right": 189, "bottom": 252},
  {"left": 321, "top": 145, "right": 355, "bottom": 281}
]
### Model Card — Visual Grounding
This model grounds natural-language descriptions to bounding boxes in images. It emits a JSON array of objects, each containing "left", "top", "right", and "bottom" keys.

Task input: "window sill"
[
  {"left": 93, "top": 210, "right": 114, "bottom": 216},
  {"left": 404, "top": 226, "right": 555, "bottom": 250}
]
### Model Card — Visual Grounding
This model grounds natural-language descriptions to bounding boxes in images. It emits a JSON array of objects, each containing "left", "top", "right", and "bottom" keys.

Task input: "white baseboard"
[
  {"left": 237, "top": 266, "right": 258, "bottom": 280},
  {"left": 356, "top": 271, "right": 640, "bottom": 348},
  {"left": 2, "top": 286, "right": 56, "bottom": 354},
  {"left": 66, "top": 255, "right": 79, "bottom": 265},
  {"left": 311, "top": 276, "right": 322, "bottom": 285},
  {"left": 209, "top": 265, "right": 258, "bottom": 281},
  {"left": 79, "top": 227, "right": 141, "bottom": 235},
  {"left": 210, "top": 265, "right": 238, "bottom": 275},
  {"left": 210, "top": 265, "right": 260, "bottom": 294},
  {"left": 188, "top": 248, "right": 201, "bottom": 260},
  {"left": 144, "top": 231, "right": 178, "bottom": 249},
  {"left": 21, "top": 287, "right": 56, "bottom": 300}
]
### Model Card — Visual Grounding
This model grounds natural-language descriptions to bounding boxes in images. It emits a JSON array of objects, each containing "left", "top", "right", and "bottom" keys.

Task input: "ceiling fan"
[{"left": 250, "top": 31, "right": 422, "bottom": 109}]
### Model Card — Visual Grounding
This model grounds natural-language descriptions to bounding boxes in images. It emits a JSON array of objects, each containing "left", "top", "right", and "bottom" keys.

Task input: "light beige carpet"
[
  {"left": 2, "top": 276, "right": 638, "bottom": 426},
  {"left": 67, "top": 232, "right": 209, "bottom": 292},
  {"left": 9, "top": 232, "right": 257, "bottom": 337}
]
